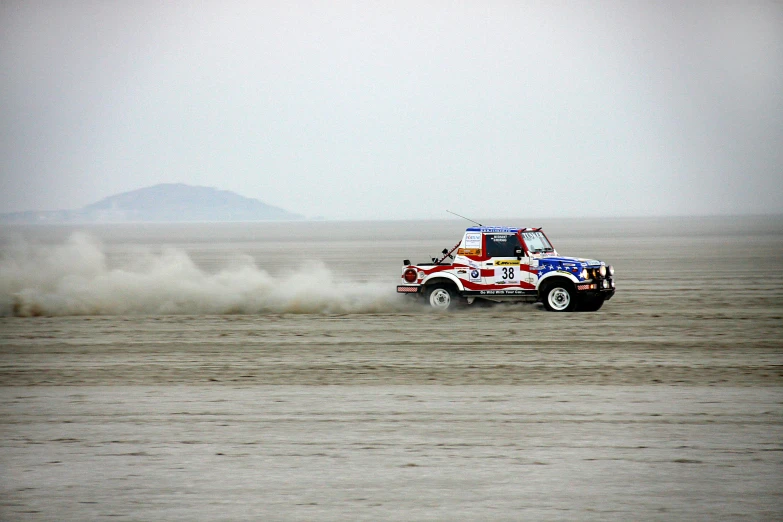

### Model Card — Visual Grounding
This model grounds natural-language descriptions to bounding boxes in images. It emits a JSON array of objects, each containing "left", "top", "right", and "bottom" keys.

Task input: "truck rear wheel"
[
  {"left": 542, "top": 282, "right": 577, "bottom": 312},
  {"left": 426, "top": 284, "right": 458, "bottom": 310}
]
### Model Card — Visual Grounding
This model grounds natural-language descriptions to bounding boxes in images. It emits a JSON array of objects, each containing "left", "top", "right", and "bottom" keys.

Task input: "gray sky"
[{"left": 2, "top": 1, "right": 782, "bottom": 220}]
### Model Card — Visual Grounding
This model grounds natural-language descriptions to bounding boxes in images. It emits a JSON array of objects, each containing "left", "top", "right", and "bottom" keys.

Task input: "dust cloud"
[{"left": 0, "top": 232, "right": 404, "bottom": 316}]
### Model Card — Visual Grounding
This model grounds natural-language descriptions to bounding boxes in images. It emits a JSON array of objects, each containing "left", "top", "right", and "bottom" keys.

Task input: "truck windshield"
[{"left": 521, "top": 231, "right": 553, "bottom": 253}]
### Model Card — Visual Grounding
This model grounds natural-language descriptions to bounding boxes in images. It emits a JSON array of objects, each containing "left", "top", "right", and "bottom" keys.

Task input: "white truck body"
[{"left": 397, "top": 226, "right": 615, "bottom": 311}]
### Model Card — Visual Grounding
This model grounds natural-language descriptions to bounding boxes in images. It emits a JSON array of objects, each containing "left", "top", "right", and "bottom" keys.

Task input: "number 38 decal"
[{"left": 495, "top": 265, "right": 521, "bottom": 284}]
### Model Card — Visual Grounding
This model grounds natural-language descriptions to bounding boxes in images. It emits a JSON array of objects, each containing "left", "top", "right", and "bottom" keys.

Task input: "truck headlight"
[
  {"left": 599, "top": 265, "right": 607, "bottom": 277},
  {"left": 580, "top": 269, "right": 588, "bottom": 279},
  {"left": 607, "top": 265, "right": 614, "bottom": 276}
]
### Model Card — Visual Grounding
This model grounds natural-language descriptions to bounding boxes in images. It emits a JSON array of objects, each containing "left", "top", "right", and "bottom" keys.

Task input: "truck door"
[{"left": 484, "top": 233, "right": 525, "bottom": 287}]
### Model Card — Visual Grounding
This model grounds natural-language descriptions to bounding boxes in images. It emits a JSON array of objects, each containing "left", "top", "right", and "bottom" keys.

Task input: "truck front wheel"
[
  {"left": 542, "top": 282, "right": 577, "bottom": 312},
  {"left": 578, "top": 295, "right": 605, "bottom": 312}
]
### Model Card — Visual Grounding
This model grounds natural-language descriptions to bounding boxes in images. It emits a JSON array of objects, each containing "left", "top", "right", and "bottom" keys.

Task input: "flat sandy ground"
[
  {"left": 1, "top": 218, "right": 782, "bottom": 520},
  {"left": 1, "top": 305, "right": 782, "bottom": 521}
]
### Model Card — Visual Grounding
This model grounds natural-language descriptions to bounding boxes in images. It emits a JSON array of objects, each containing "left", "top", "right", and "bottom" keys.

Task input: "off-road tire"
[
  {"left": 577, "top": 295, "right": 605, "bottom": 312},
  {"left": 425, "top": 284, "right": 460, "bottom": 311},
  {"left": 542, "top": 282, "right": 578, "bottom": 312}
]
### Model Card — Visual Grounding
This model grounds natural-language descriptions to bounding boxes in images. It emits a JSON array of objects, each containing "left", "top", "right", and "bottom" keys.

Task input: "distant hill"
[{"left": 0, "top": 184, "right": 303, "bottom": 223}]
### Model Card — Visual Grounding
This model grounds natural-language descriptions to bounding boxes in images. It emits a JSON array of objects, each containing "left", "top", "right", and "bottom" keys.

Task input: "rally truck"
[{"left": 397, "top": 226, "right": 615, "bottom": 311}]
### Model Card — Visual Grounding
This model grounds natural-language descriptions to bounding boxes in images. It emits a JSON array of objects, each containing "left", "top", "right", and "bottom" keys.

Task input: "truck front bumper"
[{"left": 576, "top": 279, "right": 615, "bottom": 300}]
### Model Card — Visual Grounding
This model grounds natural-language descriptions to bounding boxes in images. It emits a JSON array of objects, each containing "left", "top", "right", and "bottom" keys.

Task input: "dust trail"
[{"left": 0, "top": 233, "right": 407, "bottom": 316}]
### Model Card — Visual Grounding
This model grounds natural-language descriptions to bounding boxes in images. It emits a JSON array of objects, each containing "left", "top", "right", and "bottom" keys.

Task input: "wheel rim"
[
  {"left": 548, "top": 287, "right": 571, "bottom": 311},
  {"left": 429, "top": 288, "right": 451, "bottom": 309}
]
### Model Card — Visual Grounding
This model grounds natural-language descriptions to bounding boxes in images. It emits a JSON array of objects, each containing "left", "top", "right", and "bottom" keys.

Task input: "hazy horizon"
[
  {"left": 3, "top": 181, "right": 783, "bottom": 221},
  {"left": 2, "top": 1, "right": 782, "bottom": 220}
]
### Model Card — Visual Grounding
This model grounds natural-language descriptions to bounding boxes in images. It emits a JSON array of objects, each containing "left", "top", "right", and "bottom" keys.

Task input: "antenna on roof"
[{"left": 446, "top": 210, "right": 483, "bottom": 227}]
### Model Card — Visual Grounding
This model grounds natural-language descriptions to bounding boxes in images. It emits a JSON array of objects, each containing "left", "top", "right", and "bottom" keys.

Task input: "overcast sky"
[{"left": 1, "top": 1, "right": 782, "bottom": 220}]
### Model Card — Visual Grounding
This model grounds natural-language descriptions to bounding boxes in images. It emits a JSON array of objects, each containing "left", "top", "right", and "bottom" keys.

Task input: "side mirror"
[{"left": 514, "top": 246, "right": 523, "bottom": 259}]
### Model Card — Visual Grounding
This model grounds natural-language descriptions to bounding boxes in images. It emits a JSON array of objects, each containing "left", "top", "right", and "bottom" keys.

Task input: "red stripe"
[{"left": 462, "top": 280, "right": 536, "bottom": 290}]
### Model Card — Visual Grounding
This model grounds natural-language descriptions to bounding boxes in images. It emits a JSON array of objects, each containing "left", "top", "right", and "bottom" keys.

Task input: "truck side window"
[{"left": 485, "top": 234, "right": 522, "bottom": 258}]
